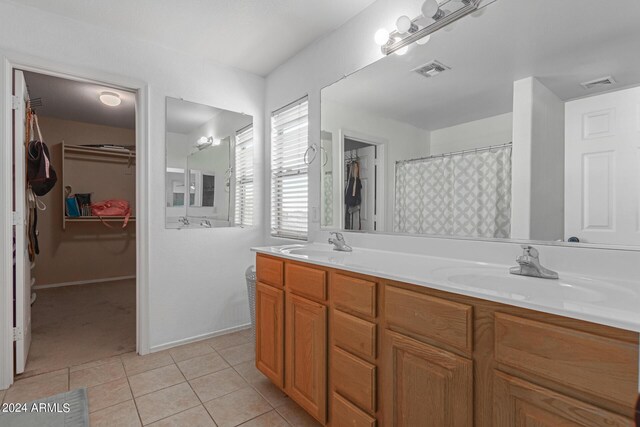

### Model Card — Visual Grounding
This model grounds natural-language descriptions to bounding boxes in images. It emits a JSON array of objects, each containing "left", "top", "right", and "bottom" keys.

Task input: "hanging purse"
[{"left": 27, "top": 114, "right": 58, "bottom": 196}]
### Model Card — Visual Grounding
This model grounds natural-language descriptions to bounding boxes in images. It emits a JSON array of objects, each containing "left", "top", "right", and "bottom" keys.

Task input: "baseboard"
[
  {"left": 33, "top": 275, "right": 136, "bottom": 290},
  {"left": 150, "top": 323, "right": 252, "bottom": 353}
]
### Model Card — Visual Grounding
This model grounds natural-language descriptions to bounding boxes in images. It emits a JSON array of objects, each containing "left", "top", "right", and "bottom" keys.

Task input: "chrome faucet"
[
  {"left": 328, "top": 232, "right": 352, "bottom": 252},
  {"left": 509, "top": 245, "right": 558, "bottom": 279},
  {"left": 200, "top": 219, "right": 212, "bottom": 228}
]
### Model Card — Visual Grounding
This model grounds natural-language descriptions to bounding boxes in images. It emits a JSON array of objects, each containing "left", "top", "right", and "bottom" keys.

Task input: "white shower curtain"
[{"left": 394, "top": 146, "right": 512, "bottom": 238}]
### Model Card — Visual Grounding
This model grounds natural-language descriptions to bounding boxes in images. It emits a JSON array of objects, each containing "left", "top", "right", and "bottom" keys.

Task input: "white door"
[
  {"left": 356, "top": 145, "right": 376, "bottom": 231},
  {"left": 565, "top": 86, "right": 640, "bottom": 245},
  {"left": 13, "top": 70, "right": 32, "bottom": 374}
]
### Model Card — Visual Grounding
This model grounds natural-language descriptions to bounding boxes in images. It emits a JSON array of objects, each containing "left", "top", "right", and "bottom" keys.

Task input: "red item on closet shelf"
[{"left": 91, "top": 200, "right": 131, "bottom": 228}]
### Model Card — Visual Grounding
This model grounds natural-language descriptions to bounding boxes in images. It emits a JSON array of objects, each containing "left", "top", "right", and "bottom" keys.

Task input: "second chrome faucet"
[{"left": 328, "top": 232, "right": 352, "bottom": 252}]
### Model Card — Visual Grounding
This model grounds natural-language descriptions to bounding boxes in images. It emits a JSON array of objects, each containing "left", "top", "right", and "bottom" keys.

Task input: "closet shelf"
[
  {"left": 65, "top": 216, "right": 136, "bottom": 223},
  {"left": 63, "top": 144, "right": 136, "bottom": 160}
]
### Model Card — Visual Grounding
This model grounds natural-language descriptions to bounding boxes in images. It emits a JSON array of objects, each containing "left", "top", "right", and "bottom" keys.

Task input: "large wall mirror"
[
  {"left": 321, "top": 0, "right": 640, "bottom": 247},
  {"left": 165, "top": 97, "right": 253, "bottom": 228}
]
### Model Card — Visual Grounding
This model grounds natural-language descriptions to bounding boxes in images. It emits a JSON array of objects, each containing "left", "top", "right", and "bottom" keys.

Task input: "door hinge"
[
  {"left": 12, "top": 211, "right": 22, "bottom": 226},
  {"left": 13, "top": 327, "right": 22, "bottom": 341},
  {"left": 11, "top": 95, "right": 21, "bottom": 111}
]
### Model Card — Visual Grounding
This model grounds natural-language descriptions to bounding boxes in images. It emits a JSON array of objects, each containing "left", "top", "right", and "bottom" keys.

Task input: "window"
[
  {"left": 270, "top": 97, "right": 309, "bottom": 239},
  {"left": 234, "top": 124, "right": 254, "bottom": 227}
]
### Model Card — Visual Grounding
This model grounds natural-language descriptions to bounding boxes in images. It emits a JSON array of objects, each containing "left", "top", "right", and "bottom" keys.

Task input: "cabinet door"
[
  {"left": 494, "top": 371, "right": 633, "bottom": 427},
  {"left": 255, "top": 282, "right": 284, "bottom": 388},
  {"left": 382, "top": 330, "right": 472, "bottom": 427},
  {"left": 285, "top": 293, "right": 327, "bottom": 424}
]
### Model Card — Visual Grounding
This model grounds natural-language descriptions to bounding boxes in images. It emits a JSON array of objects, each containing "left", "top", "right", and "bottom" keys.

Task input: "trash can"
[{"left": 245, "top": 265, "right": 257, "bottom": 340}]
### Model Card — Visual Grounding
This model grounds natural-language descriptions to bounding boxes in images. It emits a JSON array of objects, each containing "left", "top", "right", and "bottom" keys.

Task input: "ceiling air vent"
[
  {"left": 581, "top": 76, "right": 616, "bottom": 90},
  {"left": 413, "top": 60, "right": 450, "bottom": 78}
]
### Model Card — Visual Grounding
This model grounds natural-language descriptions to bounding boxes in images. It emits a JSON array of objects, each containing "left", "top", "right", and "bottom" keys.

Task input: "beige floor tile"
[
  {"left": 87, "top": 376, "right": 133, "bottom": 413},
  {"left": 129, "top": 364, "right": 185, "bottom": 397},
  {"left": 90, "top": 399, "right": 141, "bottom": 427},
  {"left": 205, "top": 329, "right": 252, "bottom": 351},
  {"left": 70, "top": 360, "right": 125, "bottom": 389},
  {"left": 3, "top": 369, "right": 69, "bottom": 404},
  {"left": 233, "top": 361, "right": 265, "bottom": 384},
  {"left": 148, "top": 405, "right": 216, "bottom": 426},
  {"left": 276, "top": 400, "right": 322, "bottom": 427},
  {"left": 177, "top": 352, "right": 230, "bottom": 380},
  {"left": 218, "top": 342, "right": 255, "bottom": 366},
  {"left": 70, "top": 355, "right": 123, "bottom": 373},
  {"left": 251, "top": 377, "right": 290, "bottom": 408},
  {"left": 122, "top": 351, "right": 174, "bottom": 376},
  {"left": 204, "top": 387, "right": 272, "bottom": 427},
  {"left": 189, "top": 367, "right": 248, "bottom": 403},
  {"left": 239, "top": 410, "right": 289, "bottom": 427},
  {"left": 169, "top": 342, "right": 216, "bottom": 363},
  {"left": 135, "top": 382, "right": 200, "bottom": 425}
]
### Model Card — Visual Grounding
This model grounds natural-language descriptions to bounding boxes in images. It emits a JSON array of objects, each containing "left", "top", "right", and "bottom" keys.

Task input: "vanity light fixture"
[
  {"left": 99, "top": 91, "right": 121, "bottom": 107},
  {"left": 196, "top": 136, "right": 221, "bottom": 150},
  {"left": 376, "top": 0, "right": 483, "bottom": 56}
]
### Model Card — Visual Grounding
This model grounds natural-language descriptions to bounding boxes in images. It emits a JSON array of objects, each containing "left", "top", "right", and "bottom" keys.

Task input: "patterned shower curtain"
[{"left": 394, "top": 146, "right": 512, "bottom": 238}]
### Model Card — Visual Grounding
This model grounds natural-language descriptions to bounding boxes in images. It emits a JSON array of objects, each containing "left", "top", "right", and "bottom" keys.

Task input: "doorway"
[
  {"left": 12, "top": 68, "right": 138, "bottom": 378},
  {"left": 340, "top": 132, "right": 385, "bottom": 232}
]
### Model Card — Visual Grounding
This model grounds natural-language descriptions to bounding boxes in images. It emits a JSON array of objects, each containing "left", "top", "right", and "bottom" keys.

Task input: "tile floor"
[{"left": 2, "top": 329, "right": 321, "bottom": 426}]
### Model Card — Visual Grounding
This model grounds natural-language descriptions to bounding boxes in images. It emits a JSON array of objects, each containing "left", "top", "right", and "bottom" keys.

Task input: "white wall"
[
  {"left": 430, "top": 112, "right": 513, "bottom": 155},
  {"left": 511, "top": 77, "right": 565, "bottom": 241},
  {"left": 321, "top": 100, "right": 429, "bottom": 231},
  {"left": 0, "top": 1, "right": 265, "bottom": 357}
]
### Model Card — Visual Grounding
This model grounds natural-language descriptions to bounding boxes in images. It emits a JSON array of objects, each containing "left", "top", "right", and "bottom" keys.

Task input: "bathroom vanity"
[{"left": 252, "top": 245, "right": 639, "bottom": 427}]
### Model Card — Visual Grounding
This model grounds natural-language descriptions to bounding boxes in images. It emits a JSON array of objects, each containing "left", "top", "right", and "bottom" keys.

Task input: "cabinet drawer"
[
  {"left": 333, "top": 309, "right": 376, "bottom": 361},
  {"left": 494, "top": 313, "right": 639, "bottom": 408},
  {"left": 286, "top": 263, "right": 327, "bottom": 302},
  {"left": 256, "top": 255, "right": 284, "bottom": 288},
  {"left": 332, "top": 347, "right": 376, "bottom": 414},
  {"left": 385, "top": 285, "right": 473, "bottom": 354},
  {"left": 332, "top": 273, "right": 376, "bottom": 319},
  {"left": 332, "top": 393, "right": 377, "bottom": 427}
]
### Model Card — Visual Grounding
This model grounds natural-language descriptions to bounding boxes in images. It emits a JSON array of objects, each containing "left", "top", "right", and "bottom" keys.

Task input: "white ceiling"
[
  {"left": 23, "top": 71, "right": 136, "bottom": 129},
  {"left": 9, "top": 0, "right": 376, "bottom": 76},
  {"left": 323, "top": 0, "right": 640, "bottom": 131}
]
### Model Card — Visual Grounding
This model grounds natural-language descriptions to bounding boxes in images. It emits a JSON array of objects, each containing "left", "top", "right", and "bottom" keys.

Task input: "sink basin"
[
  {"left": 437, "top": 267, "right": 635, "bottom": 304},
  {"left": 280, "top": 245, "right": 348, "bottom": 262}
]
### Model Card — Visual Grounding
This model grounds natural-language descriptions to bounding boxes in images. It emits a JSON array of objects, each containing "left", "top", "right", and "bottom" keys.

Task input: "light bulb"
[
  {"left": 416, "top": 34, "right": 431, "bottom": 45},
  {"left": 197, "top": 136, "right": 209, "bottom": 145},
  {"left": 393, "top": 37, "right": 409, "bottom": 56},
  {"left": 421, "top": 0, "right": 444, "bottom": 20},
  {"left": 395, "top": 15, "right": 413, "bottom": 33},
  {"left": 374, "top": 28, "right": 390, "bottom": 46}
]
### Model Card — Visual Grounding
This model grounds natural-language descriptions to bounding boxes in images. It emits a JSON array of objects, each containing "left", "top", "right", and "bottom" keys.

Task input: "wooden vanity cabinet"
[{"left": 255, "top": 254, "right": 639, "bottom": 427}]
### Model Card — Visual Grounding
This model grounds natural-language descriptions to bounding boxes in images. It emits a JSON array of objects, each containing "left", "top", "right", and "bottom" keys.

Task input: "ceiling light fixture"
[
  {"left": 99, "top": 91, "right": 121, "bottom": 107},
  {"left": 375, "top": 0, "right": 485, "bottom": 56}
]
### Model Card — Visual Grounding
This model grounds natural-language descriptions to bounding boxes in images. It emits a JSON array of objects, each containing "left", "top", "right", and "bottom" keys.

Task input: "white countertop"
[{"left": 252, "top": 243, "right": 640, "bottom": 333}]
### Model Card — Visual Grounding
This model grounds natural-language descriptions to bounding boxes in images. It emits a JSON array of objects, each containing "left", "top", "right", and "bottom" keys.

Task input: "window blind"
[
  {"left": 234, "top": 124, "right": 254, "bottom": 227},
  {"left": 270, "top": 97, "right": 309, "bottom": 239}
]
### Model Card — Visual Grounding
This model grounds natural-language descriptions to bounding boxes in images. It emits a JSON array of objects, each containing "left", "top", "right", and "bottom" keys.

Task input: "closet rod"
[{"left": 396, "top": 142, "right": 512, "bottom": 165}]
